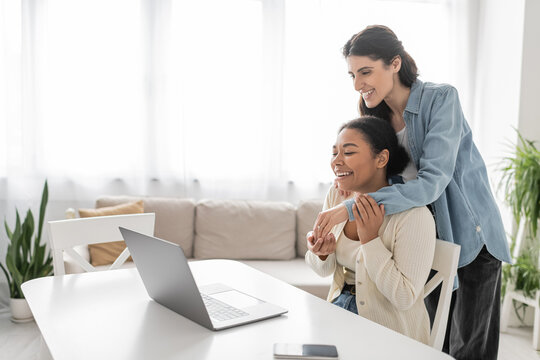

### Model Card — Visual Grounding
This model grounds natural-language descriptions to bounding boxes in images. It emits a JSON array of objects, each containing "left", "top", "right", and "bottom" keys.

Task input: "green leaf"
[
  {"left": 6, "top": 254, "right": 23, "bottom": 298},
  {"left": 29, "top": 245, "right": 44, "bottom": 279},
  {"left": 10, "top": 211, "right": 21, "bottom": 249},
  {"left": 36, "top": 180, "right": 48, "bottom": 244},
  {"left": 0, "top": 262, "right": 13, "bottom": 297},
  {"left": 4, "top": 220, "right": 12, "bottom": 240},
  {"left": 499, "top": 131, "right": 540, "bottom": 238},
  {"left": 21, "top": 211, "right": 34, "bottom": 265}
]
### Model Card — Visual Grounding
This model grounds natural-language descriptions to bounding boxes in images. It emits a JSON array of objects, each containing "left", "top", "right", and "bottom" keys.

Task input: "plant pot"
[{"left": 10, "top": 298, "right": 34, "bottom": 323}]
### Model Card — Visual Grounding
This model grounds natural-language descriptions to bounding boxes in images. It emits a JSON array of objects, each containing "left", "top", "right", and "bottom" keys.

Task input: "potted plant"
[
  {"left": 500, "top": 132, "right": 540, "bottom": 321},
  {"left": 0, "top": 181, "right": 53, "bottom": 322}
]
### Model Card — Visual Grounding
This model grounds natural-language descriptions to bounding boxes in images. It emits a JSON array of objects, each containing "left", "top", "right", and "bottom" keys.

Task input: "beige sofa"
[{"left": 65, "top": 196, "right": 331, "bottom": 299}]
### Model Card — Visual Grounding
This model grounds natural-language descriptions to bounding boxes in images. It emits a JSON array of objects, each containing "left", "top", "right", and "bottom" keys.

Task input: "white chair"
[
  {"left": 501, "top": 219, "right": 540, "bottom": 350},
  {"left": 424, "top": 239, "right": 461, "bottom": 351},
  {"left": 48, "top": 213, "right": 155, "bottom": 275}
]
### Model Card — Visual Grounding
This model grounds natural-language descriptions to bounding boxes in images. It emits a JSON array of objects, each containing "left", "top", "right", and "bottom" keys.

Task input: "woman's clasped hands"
[
  {"left": 306, "top": 231, "right": 336, "bottom": 261},
  {"left": 310, "top": 180, "right": 353, "bottom": 241},
  {"left": 312, "top": 193, "right": 385, "bottom": 246}
]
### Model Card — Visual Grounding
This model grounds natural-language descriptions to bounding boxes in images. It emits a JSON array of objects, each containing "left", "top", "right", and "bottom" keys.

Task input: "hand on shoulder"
[{"left": 352, "top": 194, "right": 385, "bottom": 244}]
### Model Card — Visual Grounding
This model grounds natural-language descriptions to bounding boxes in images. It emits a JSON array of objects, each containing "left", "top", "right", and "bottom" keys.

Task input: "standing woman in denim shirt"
[{"left": 312, "top": 25, "right": 511, "bottom": 359}]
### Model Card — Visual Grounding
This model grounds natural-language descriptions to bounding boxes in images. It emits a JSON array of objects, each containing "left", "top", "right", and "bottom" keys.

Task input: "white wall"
[
  {"left": 472, "top": 0, "right": 524, "bottom": 162},
  {"left": 518, "top": 0, "right": 540, "bottom": 143}
]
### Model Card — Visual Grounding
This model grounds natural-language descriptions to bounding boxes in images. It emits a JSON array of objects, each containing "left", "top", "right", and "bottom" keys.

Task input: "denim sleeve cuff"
[{"left": 343, "top": 198, "right": 355, "bottom": 222}]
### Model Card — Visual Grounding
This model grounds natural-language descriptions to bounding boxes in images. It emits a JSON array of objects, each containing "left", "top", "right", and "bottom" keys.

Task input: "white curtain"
[
  {"left": 1, "top": 0, "right": 461, "bottom": 198},
  {"left": 0, "top": 0, "right": 521, "bottom": 306}
]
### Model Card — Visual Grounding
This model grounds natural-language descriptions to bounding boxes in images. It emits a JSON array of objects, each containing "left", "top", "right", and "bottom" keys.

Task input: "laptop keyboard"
[{"left": 201, "top": 293, "right": 249, "bottom": 321}]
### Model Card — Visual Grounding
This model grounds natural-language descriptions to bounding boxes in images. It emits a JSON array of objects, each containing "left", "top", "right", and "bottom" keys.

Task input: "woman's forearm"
[{"left": 305, "top": 251, "right": 336, "bottom": 278}]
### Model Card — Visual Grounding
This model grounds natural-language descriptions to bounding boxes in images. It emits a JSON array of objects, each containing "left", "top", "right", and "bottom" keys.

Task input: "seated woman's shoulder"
[
  {"left": 395, "top": 206, "right": 435, "bottom": 223},
  {"left": 391, "top": 206, "right": 436, "bottom": 239}
]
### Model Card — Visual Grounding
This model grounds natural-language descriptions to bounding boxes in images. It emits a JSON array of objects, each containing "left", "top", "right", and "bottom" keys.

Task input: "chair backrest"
[
  {"left": 423, "top": 239, "right": 461, "bottom": 351},
  {"left": 48, "top": 213, "right": 155, "bottom": 275}
]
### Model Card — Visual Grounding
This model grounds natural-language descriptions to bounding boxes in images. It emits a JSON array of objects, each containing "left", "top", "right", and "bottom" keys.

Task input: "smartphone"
[{"left": 273, "top": 343, "right": 339, "bottom": 359}]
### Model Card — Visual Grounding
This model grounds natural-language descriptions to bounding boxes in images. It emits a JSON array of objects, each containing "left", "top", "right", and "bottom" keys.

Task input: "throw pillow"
[{"left": 78, "top": 200, "right": 144, "bottom": 266}]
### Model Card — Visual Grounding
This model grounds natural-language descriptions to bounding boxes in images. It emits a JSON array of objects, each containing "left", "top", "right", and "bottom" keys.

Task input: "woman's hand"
[
  {"left": 312, "top": 204, "right": 349, "bottom": 241},
  {"left": 306, "top": 231, "right": 337, "bottom": 261},
  {"left": 352, "top": 194, "right": 385, "bottom": 244}
]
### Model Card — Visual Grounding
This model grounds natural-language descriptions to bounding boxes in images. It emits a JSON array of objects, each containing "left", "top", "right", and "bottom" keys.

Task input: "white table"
[{"left": 22, "top": 260, "right": 453, "bottom": 359}]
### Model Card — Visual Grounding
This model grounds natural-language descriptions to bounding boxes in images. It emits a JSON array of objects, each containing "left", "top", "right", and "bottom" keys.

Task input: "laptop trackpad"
[{"left": 211, "top": 290, "right": 262, "bottom": 309}]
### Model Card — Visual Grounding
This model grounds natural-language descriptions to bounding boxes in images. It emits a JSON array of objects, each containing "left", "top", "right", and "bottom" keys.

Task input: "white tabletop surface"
[{"left": 22, "top": 260, "right": 453, "bottom": 360}]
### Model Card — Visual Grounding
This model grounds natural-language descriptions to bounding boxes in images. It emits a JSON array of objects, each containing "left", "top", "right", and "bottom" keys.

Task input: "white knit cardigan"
[{"left": 305, "top": 186, "right": 436, "bottom": 344}]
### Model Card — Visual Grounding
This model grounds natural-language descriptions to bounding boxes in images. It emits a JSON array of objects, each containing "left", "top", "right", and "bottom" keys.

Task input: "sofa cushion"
[
  {"left": 296, "top": 200, "right": 324, "bottom": 256},
  {"left": 96, "top": 196, "right": 196, "bottom": 257},
  {"left": 79, "top": 200, "right": 144, "bottom": 266},
  {"left": 194, "top": 200, "right": 296, "bottom": 260}
]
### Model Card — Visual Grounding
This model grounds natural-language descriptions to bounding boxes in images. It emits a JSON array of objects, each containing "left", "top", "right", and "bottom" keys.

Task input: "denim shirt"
[{"left": 363, "top": 79, "right": 511, "bottom": 268}]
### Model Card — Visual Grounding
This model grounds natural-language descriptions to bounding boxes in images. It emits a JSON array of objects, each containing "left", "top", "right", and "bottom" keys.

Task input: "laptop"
[{"left": 119, "top": 227, "right": 288, "bottom": 331}]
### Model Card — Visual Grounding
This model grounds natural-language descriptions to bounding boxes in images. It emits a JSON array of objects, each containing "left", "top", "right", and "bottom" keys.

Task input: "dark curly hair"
[{"left": 339, "top": 116, "right": 409, "bottom": 179}]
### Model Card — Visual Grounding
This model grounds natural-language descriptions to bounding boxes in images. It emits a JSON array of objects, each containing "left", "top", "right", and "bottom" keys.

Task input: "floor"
[
  {"left": 1, "top": 308, "right": 539, "bottom": 360},
  {"left": 0, "top": 310, "right": 46, "bottom": 360},
  {"left": 499, "top": 326, "right": 540, "bottom": 360}
]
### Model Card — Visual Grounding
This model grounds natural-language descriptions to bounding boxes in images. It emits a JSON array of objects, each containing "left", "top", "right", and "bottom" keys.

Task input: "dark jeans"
[{"left": 425, "top": 246, "right": 502, "bottom": 360}]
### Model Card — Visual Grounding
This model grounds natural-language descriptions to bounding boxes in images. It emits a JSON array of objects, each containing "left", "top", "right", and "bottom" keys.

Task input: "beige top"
[
  {"left": 306, "top": 186, "right": 436, "bottom": 344},
  {"left": 335, "top": 231, "right": 361, "bottom": 285}
]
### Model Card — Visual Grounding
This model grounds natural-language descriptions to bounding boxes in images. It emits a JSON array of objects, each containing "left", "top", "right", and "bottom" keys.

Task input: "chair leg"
[
  {"left": 500, "top": 293, "right": 513, "bottom": 332},
  {"left": 534, "top": 305, "right": 540, "bottom": 350}
]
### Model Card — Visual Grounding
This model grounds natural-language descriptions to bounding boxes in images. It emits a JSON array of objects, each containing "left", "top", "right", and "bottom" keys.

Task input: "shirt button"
[
  {"left": 359, "top": 301, "right": 365, "bottom": 306},
  {"left": 476, "top": 226, "right": 481, "bottom": 233}
]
